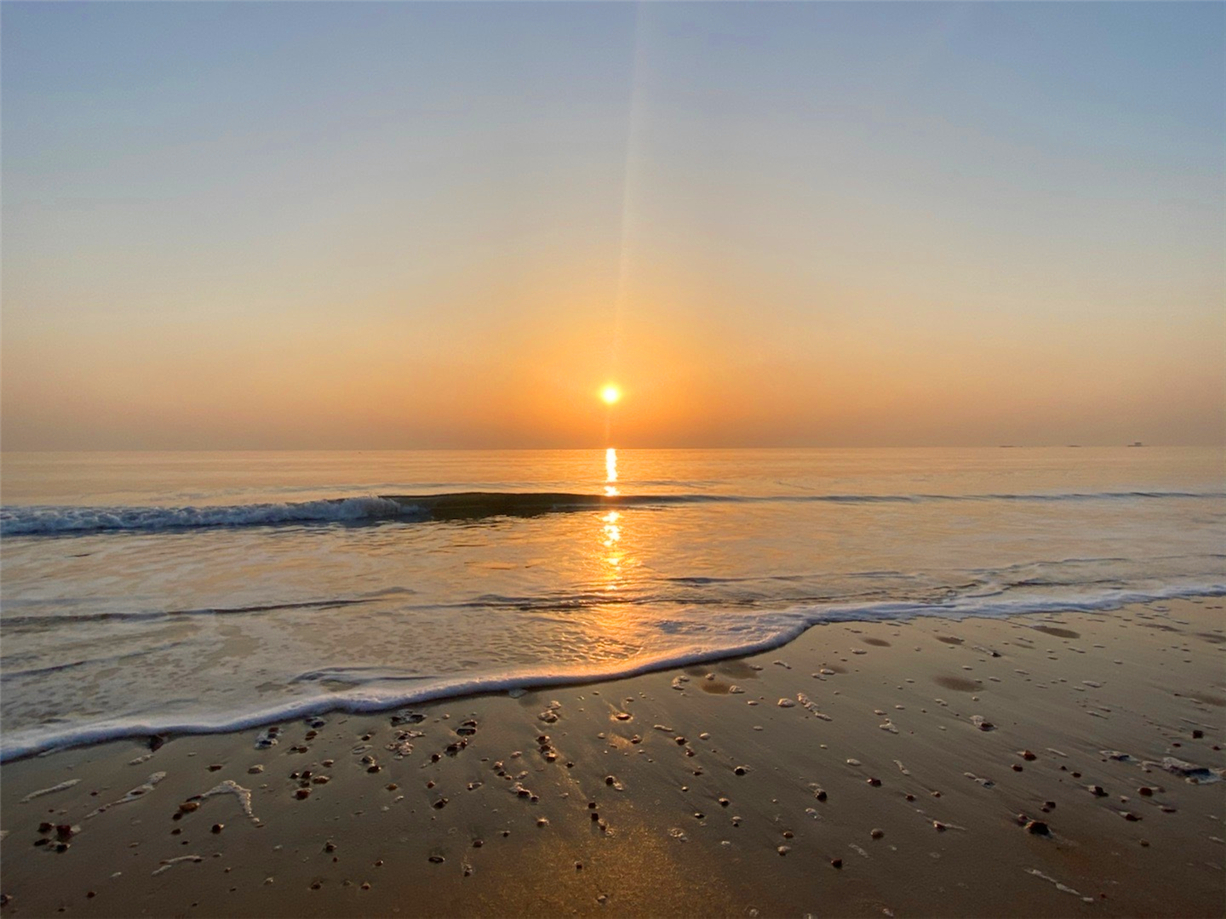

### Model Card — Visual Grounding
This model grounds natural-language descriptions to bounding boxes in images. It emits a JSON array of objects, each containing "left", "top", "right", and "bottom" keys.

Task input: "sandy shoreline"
[{"left": 2, "top": 597, "right": 1223, "bottom": 917}]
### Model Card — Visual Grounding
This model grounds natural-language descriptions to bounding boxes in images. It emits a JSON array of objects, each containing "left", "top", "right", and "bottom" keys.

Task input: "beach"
[{"left": 3, "top": 596, "right": 1222, "bottom": 918}]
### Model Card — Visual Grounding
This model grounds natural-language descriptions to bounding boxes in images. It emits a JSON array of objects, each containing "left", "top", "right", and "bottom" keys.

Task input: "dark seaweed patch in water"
[
  {"left": 862, "top": 638, "right": 891, "bottom": 647},
  {"left": 1032, "top": 625, "right": 1080, "bottom": 639},
  {"left": 934, "top": 676, "right": 980, "bottom": 692},
  {"left": 1194, "top": 633, "right": 1226, "bottom": 644},
  {"left": 935, "top": 636, "right": 964, "bottom": 645}
]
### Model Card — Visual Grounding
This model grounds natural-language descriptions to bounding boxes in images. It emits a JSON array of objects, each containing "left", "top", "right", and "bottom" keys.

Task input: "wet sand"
[{"left": 2, "top": 597, "right": 1223, "bottom": 918}]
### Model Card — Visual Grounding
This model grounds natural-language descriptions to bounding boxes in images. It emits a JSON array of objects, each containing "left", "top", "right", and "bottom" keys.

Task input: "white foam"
[
  {"left": 3, "top": 581, "right": 1221, "bottom": 762},
  {"left": 0, "top": 497, "right": 415, "bottom": 536}
]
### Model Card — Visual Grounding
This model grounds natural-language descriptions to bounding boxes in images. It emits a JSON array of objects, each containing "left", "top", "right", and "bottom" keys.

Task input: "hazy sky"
[{"left": 3, "top": 2, "right": 1223, "bottom": 449}]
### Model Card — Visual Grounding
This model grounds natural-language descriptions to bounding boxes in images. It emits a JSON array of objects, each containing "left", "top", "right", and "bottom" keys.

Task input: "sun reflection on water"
[
  {"left": 601, "top": 449, "right": 623, "bottom": 585},
  {"left": 604, "top": 447, "right": 618, "bottom": 497}
]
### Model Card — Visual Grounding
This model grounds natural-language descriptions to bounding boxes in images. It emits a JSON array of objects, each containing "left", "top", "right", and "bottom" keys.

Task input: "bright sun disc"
[{"left": 601, "top": 385, "right": 621, "bottom": 405}]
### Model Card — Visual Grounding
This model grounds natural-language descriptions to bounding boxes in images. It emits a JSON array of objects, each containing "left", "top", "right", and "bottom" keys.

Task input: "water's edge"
[{"left": 4, "top": 584, "right": 1221, "bottom": 764}]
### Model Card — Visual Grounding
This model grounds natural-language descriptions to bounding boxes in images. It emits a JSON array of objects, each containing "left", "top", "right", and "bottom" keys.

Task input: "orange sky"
[{"left": 3, "top": 3, "right": 1223, "bottom": 449}]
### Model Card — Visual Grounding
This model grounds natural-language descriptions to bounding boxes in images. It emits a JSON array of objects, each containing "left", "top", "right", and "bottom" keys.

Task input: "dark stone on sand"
[
  {"left": 295, "top": 788, "right": 311, "bottom": 800},
  {"left": 33, "top": 839, "right": 48, "bottom": 847},
  {"left": 734, "top": 766, "right": 748, "bottom": 776},
  {"left": 870, "top": 828, "right": 884, "bottom": 839},
  {"left": 367, "top": 765, "right": 381, "bottom": 774},
  {"left": 933, "top": 821, "right": 947, "bottom": 832},
  {"left": 433, "top": 797, "right": 449, "bottom": 810},
  {"left": 149, "top": 735, "right": 167, "bottom": 752},
  {"left": 431, "top": 753, "right": 441, "bottom": 762},
  {"left": 1139, "top": 787, "right": 1154, "bottom": 796},
  {"left": 1193, "top": 730, "right": 1204, "bottom": 739},
  {"left": 178, "top": 801, "right": 200, "bottom": 813},
  {"left": 55, "top": 843, "right": 70, "bottom": 853},
  {"left": 38, "top": 823, "right": 53, "bottom": 834},
  {"left": 1012, "top": 764, "right": 1023, "bottom": 772},
  {"left": 1089, "top": 785, "right": 1108, "bottom": 797},
  {"left": 324, "top": 842, "right": 337, "bottom": 852},
  {"left": 428, "top": 855, "right": 445, "bottom": 864},
  {"left": 591, "top": 812, "right": 600, "bottom": 821},
  {"left": 831, "top": 858, "right": 843, "bottom": 869},
  {"left": 905, "top": 794, "right": 915, "bottom": 802},
  {"left": 1122, "top": 812, "right": 1142, "bottom": 822},
  {"left": 867, "top": 777, "right": 882, "bottom": 787},
  {"left": 719, "top": 797, "right": 730, "bottom": 807},
  {"left": 211, "top": 824, "right": 224, "bottom": 834},
  {"left": 472, "top": 840, "right": 483, "bottom": 848},
  {"left": 605, "top": 776, "right": 616, "bottom": 785},
  {"left": 1025, "top": 820, "right": 1050, "bottom": 836},
  {"left": 1020, "top": 750, "right": 1037, "bottom": 761}
]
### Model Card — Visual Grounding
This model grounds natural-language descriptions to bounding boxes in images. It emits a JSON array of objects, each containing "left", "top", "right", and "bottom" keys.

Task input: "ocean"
[{"left": 1, "top": 446, "right": 1222, "bottom": 761}]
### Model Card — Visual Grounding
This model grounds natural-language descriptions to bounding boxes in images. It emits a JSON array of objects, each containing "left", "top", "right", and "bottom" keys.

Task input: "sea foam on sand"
[{"left": 1, "top": 597, "right": 1222, "bottom": 917}]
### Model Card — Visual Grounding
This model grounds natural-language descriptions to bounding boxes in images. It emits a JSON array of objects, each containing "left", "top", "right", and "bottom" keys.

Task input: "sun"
[{"left": 600, "top": 384, "right": 621, "bottom": 405}]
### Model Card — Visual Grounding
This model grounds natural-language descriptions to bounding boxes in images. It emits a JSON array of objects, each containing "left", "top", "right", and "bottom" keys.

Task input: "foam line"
[{"left": 3, "top": 581, "right": 1220, "bottom": 762}]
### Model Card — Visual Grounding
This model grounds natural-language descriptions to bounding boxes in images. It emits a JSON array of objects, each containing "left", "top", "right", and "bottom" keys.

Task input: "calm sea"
[{"left": 1, "top": 447, "right": 1222, "bottom": 760}]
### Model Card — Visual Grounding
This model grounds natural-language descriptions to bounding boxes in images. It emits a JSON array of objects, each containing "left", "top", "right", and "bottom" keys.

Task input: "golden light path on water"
[{"left": 602, "top": 447, "right": 622, "bottom": 586}]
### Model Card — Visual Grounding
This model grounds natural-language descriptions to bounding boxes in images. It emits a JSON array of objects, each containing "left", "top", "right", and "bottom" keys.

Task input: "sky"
[{"left": 3, "top": 1, "right": 1223, "bottom": 450}]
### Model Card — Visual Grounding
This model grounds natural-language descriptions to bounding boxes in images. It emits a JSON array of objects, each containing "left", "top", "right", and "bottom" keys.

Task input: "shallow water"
[{"left": 1, "top": 447, "right": 1222, "bottom": 759}]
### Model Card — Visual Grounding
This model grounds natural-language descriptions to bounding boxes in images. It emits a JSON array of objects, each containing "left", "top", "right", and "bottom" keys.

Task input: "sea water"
[{"left": 1, "top": 447, "right": 1222, "bottom": 760}]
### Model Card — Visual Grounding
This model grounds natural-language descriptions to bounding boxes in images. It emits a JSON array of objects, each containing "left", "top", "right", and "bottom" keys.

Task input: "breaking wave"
[{"left": 3, "top": 489, "right": 1222, "bottom": 536}]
